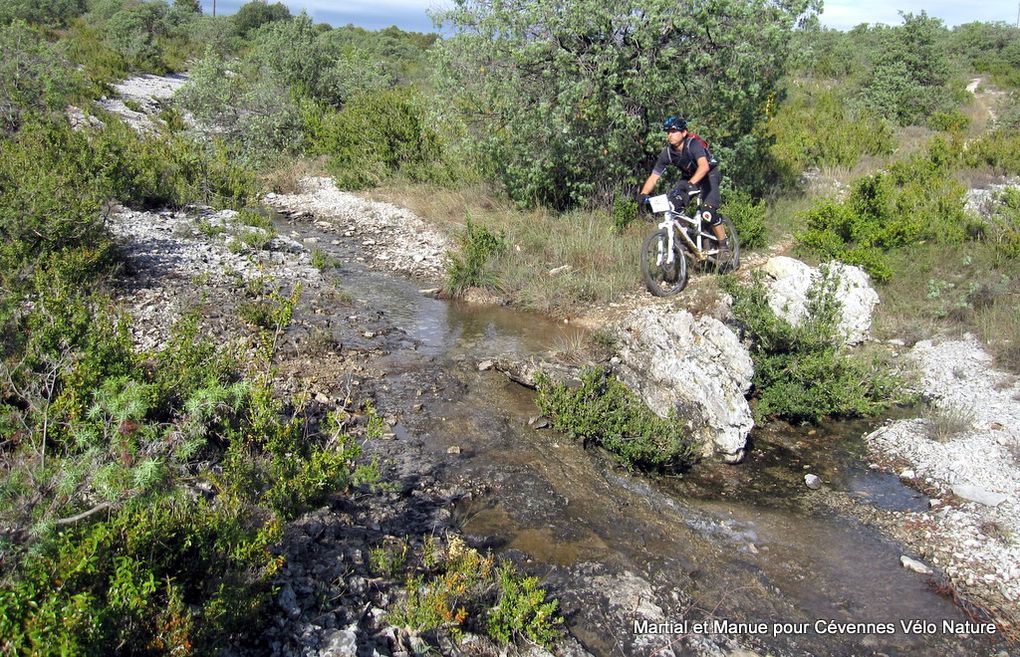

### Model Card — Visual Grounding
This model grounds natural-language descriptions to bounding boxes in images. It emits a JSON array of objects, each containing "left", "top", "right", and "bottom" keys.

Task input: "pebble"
[
  {"left": 804, "top": 474, "right": 822, "bottom": 490},
  {"left": 900, "top": 555, "right": 933, "bottom": 575}
]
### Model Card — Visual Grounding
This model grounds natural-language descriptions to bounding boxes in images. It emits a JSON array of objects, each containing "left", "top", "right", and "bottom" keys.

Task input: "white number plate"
[{"left": 649, "top": 194, "right": 671, "bottom": 213}]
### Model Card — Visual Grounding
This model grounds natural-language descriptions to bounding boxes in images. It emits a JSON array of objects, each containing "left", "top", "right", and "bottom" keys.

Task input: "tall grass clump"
[
  {"left": 794, "top": 136, "right": 977, "bottom": 282},
  {"left": 535, "top": 367, "right": 697, "bottom": 469},
  {"left": 442, "top": 218, "right": 508, "bottom": 297},
  {"left": 724, "top": 272, "right": 907, "bottom": 423}
]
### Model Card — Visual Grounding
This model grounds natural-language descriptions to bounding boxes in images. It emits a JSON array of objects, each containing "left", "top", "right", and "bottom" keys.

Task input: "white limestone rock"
[
  {"left": 761, "top": 256, "right": 879, "bottom": 346},
  {"left": 614, "top": 306, "right": 754, "bottom": 463}
]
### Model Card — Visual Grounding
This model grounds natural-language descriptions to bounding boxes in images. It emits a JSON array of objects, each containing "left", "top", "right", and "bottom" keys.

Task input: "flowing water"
[{"left": 282, "top": 218, "right": 1000, "bottom": 657}]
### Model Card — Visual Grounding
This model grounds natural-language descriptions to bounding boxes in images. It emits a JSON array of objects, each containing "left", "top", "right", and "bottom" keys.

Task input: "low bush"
[
  {"left": 442, "top": 218, "right": 508, "bottom": 297},
  {"left": 305, "top": 89, "right": 451, "bottom": 189},
  {"left": 966, "top": 128, "right": 1020, "bottom": 175},
  {"left": 767, "top": 82, "right": 895, "bottom": 177},
  {"left": 388, "top": 536, "right": 562, "bottom": 649},
  {"left": 794, "top": 137, "right": 974, "bottom": 281},
  {"left": 724, "top": 189, "right": 768, "bottom": 249},
  {"left": 989, "top": 188, "right": 1020, "bottom": 259},
  {"left": 724, "top": 272, "right": 907, "bottom": 423},
  {"left": 535, "top": 367, "right": 696, "bottom": 469},
  {"left": 0, "top": 282, "right": 379, "bottom": 652},
  {"left": 0, "top": 20, "right": 90, "bottom": 134}
]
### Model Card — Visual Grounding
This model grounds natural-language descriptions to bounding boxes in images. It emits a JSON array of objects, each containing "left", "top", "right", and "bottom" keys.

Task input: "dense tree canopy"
[{"left": 433, "top": 0, "right": 821, "bottom": 207}]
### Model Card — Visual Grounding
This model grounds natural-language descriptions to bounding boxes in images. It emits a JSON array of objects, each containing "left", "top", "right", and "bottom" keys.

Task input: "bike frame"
[{"left": 649, "top": 194, "right": 717, "bottom": 264}]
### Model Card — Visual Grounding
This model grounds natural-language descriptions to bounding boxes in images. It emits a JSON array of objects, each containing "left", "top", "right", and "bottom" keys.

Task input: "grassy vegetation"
[
  {"left": 724, "top": 272, "right": 909, "bottom": 423},
  {"left": 535, "top": 367, "right": 697, "bottom": 469}
]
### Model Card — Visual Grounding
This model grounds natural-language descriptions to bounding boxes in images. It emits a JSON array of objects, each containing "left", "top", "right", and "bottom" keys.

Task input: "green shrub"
[
  {"left": 0, "top": 0, "right": 87, "bottom": 26},
  {"left": 487, "top": 563, "right": 562, "bottom": 647},
  {"left": 0, "top": 496, "right": 283, "bottom": 656},
  {"left": 966, "top": 129, "right": 1020, "bottom": 175},
  {"left": 535, "top": 367, "right": 696, "bottom": 469},
  {"left": 232, "top": 0, "right": 291, "bottom": 37},
  {"left": 989, "top": 188, "right": 1020, "bottom": 259},
  {"left": 929, "top": 109, "right": 969, "bottom": 133},
  {"left": 305, "top": 89, "right": 450, "bottom": 189},
  {"left": 767, "top": 82, "right": 894, "bottom": 177},
  {"left": 794, "top": 138, "right": 973, "bottom": 281},
  {"left": 724, "top": 272, "right": 906, "bottom": 423},
  {"left": 442, "top": 218, "right": 508, "bottom": 297},
  {"left": 388, "top": 536, "right": 562, "bottom": 649},
  {"left": 724, "top": 189, "right": 767, "bottom": 249},
  {"left": 0, "top": 121, "right": 113, "bottom": 288},
  {"left": 0, "top": 20, "right": 89, "bottom": 134}
]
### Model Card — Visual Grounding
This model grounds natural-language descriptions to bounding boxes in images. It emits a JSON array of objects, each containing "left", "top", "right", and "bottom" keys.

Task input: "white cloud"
[{"left": 820, "top": 0, "right": 1017, "bottom": 29}]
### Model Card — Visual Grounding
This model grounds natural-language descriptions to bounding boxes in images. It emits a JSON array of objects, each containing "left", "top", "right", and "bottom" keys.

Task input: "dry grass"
[
  {"left": 924, "top": 402, "right": 977, "bottom": 442},
  {"left": 872, "top": 240, "right": 1020, "bottom": 369},
  {"left": 261, "top": 156, "right": 330, "bottom": 194},
  {"left": 366, "top": 180, "right": 646, "bottom": 316}
]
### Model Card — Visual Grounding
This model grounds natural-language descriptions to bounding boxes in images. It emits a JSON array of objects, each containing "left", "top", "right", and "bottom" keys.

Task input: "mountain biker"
[{"left": 638, "top": 115, "right": 731, "bottom": 261}]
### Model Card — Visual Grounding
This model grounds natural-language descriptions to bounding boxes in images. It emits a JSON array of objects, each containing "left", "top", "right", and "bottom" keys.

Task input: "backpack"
[{"left": 684, "top": 133, "right": 712, "bottom": 158}]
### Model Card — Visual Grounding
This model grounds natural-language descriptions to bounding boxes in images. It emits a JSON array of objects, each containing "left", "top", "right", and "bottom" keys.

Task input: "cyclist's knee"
[{"left": 700, "top": 206, "right": 722, "bottom": 226}]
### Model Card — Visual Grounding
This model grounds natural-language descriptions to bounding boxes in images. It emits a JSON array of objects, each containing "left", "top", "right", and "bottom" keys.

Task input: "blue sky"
[{"left": 200, "top": 0, "right": 1018, "bottom": 34}]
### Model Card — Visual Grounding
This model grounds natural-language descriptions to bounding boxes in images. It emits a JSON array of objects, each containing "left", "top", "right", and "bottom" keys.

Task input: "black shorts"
[{"left": 696, "top": 166, "right": 722, "bottom": 208}]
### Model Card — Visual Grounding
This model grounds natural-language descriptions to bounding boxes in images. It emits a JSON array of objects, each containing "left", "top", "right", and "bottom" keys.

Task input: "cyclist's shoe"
[{"left": 716, "top": 242, "right": 733, "bottom": 268}]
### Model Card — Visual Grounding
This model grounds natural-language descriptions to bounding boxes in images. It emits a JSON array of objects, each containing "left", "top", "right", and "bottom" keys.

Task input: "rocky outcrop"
[
  {"left": 761, "top": 256, "right": 879, "bottom": 346},
  {"left": 96, "top": 73, "right": 189, "bottom": 133},
  {"left": 613, "top": 307, "right": 754, "bottom": 463},
  {"left": 487, "top": 354, "right": 583, "bottom": 389}
]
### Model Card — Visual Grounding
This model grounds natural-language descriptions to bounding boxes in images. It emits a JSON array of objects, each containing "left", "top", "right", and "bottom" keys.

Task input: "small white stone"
[
  {"left": 900, "top": 555, "right": 933, "bottom": 575},
  {"left": 804, "top": 474, "right": 822, "bottom": 490}
]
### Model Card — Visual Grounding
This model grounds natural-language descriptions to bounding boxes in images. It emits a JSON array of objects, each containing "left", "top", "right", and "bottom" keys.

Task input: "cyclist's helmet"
[{"left": 662, "top": 115, "right": 688, "bottom": 132}]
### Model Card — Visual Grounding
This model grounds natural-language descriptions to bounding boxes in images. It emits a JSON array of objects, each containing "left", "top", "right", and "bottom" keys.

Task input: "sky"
[{"left": 200, "top": 0, "right": 1019, "bottom": 34}]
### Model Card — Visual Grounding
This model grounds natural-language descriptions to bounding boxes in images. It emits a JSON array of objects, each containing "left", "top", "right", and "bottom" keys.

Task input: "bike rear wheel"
[
  {"left": 641, "top": 228, "right": 689, "bottom": 296},
  {"left": 700, "top": 215, "right": 740, "bottom": 274}
]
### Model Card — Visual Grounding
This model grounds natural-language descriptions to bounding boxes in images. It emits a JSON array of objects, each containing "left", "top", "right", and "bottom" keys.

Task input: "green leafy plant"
[
  {"left": 388, "top": 536, "right": 562, "bottom": 649},
  {"left": 442, "top": 218, "right": 508, "bottom": 297},
  {"left": 535, "top": 367, "right": 696, "bottom": 469},
  {"left": 724, "top": 272, "right": 907, "bottom": 423},
  {"left": 794, "top": 138, "right": 975, "bottom": 281}
]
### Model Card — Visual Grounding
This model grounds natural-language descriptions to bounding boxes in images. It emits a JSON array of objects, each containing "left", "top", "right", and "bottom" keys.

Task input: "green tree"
[
  {"left": 232, "top": 0, "right": 290, "bottom": 36},
  {"left": 103, "top": 1, "right": 170, "bottom": 71},
  {"left": 433, "top": 0, "right": 820, "bottom": 208},
  {"left": 858, "top": 12, "right": 955, "bottom": 126}
]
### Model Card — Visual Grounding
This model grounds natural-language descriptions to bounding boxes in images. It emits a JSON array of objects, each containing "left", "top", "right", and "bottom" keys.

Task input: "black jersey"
[{"left": 652, "top": 136, "right": 718, "bottom": 177}]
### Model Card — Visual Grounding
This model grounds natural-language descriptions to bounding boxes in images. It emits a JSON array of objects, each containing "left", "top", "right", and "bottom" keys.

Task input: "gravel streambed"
[
  {"left": 865, "top": 335, "right": 1020, "bottom": 635},
  {"left": 265, "top": 177, "right": 450, "bottom": 281}
]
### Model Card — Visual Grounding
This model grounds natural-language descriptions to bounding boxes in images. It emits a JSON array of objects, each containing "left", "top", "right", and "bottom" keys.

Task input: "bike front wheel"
[{"left": 641, "top": 228, "right": 689, "bottom": 296}]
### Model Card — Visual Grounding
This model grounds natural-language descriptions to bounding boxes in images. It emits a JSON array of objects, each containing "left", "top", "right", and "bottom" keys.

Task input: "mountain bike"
[{"left": 640, "top": 190, "right": 740, "bottom": 296}]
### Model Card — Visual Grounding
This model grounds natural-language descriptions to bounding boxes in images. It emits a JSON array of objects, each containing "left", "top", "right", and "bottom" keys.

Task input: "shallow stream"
[{"left": 282, "top": 218, "right": 998, "bottom": 657}]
